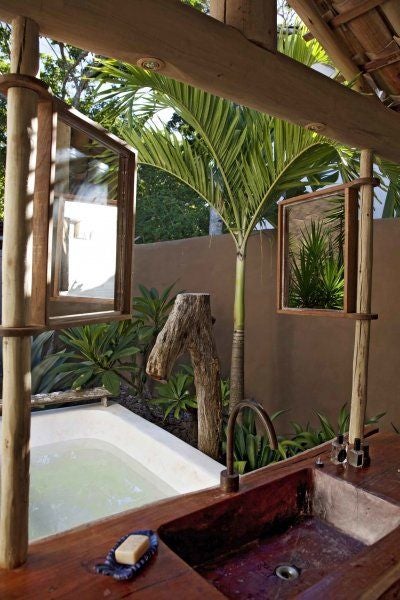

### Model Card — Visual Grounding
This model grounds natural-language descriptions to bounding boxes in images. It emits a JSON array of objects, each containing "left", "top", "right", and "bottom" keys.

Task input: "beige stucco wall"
[{"left": 133, "top": 219, "right": 400, "bottom": 434}]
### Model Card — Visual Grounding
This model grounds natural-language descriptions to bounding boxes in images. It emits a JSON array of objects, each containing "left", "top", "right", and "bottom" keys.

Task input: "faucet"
[{"left": 220, "top": 399, "right": 278, "bottom": 493}]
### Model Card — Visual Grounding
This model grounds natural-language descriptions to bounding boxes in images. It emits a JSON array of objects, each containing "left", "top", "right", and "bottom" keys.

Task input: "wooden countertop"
[{"left": 0, "top": 432, "right": 399, "bottom": 599}]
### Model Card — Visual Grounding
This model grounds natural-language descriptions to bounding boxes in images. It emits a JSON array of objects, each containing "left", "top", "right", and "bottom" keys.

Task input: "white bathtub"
[{"left": 0, "top": 403, "right": 222, "bottom": 540}]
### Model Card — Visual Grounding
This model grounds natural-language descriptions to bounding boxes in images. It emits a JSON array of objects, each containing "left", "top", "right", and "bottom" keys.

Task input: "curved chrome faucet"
[{"left": 220, "top": 399, "right": 278, "bottom": 493}]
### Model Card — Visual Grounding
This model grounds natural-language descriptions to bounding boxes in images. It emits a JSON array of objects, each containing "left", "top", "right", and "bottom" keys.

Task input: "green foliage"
[
  {"left": 132, "top": 283, "right": 178, "bottom": 391},
  {"left": 31, "top": 331, "right": 69, "bottom": 394},
  {"left": 44, "top": 284, "right": 177, "bottom": 394},
  {"left": 226, "top": 403, "right": 386, "bottom": 475},
  {"left": 150, "top": 362, "right": 229, "bottom": 420},
  {"left": 290, "top": 403, "right": 386, "bottom": 450},
  {"left": 288, "top": 220, "right": 345, "bottom": 309},
  {"left": 151, "top": 372, "right": 197, "bottom": 420},
  {"left": 0, "top": 330, "right": 67, "bottom": 394},
  {"left": 223, "top": 408, "right": 300, "bottom": 474},
  {"left": 378, "top": 158, "right": 400, "bottom": 218},
  {"left": 220, "top": 378, "right": 231, "bottom": 408},
  {"left": 49, "top": 322, "right": 141, "bottom": 395},
  {"left": 181, "top": 0, "right": 209, "bottom": 11},
  {"left": 136, "top": 166, "right": 209, "bottom": 243},
  {"left": 134, "top": 283, "right": 177, "bottom": 341},
  {"left": 0, "top": 22, "right": 10, "bottom": 218}
]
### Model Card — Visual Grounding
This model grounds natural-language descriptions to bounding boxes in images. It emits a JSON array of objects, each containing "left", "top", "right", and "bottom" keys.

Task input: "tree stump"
[{"left": 147, "top": 293, "right": 222, "bottom": 460}]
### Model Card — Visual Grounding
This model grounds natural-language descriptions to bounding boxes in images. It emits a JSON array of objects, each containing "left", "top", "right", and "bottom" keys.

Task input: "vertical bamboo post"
[
  {"left": 349, "top": 149, "right": 374, "bottom": 444},
  {"left": 0, "top": 16, "right": 39, "bottom": 569}
]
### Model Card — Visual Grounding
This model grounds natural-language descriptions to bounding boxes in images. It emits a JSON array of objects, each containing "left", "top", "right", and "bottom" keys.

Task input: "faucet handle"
[{"left": 220, "top": 469, "right": 239, "bottom": 493}]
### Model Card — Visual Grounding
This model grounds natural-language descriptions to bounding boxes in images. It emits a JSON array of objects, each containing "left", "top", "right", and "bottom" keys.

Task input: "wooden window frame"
[
  {"left": 277, "top": 181, "right": 361, "bottom": 318},
  {"left": 43, "top": 99, "right": 137, "bottom": 328},
  {"left": 0, "top": 73, "right": 137, "bottom": 334}
]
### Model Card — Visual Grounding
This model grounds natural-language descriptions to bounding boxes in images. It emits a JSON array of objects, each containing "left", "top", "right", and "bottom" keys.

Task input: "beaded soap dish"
[{"left": 95, "top": 530, "right": 158, "bottom": 581}]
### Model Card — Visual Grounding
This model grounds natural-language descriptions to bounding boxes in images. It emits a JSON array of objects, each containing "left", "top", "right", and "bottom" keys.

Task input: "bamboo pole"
[
  {"left": 349, "top": 149, "right": 374, "bottom": 444},
  {"left": 0, "top": 16, "right": 39, "bottom": 569}
]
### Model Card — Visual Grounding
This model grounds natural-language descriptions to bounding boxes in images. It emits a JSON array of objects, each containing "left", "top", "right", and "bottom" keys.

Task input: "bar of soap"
[{"left": 115, "top": 534, "right": 150, "bottom": 565}]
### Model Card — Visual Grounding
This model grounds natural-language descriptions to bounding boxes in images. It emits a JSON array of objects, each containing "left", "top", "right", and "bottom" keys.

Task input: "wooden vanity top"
[{"left": 0, "top": 432, "right": 399, "bottom": 599}]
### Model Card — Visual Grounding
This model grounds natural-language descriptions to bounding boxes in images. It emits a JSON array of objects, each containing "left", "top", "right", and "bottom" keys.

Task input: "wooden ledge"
[
  {"left": 277, "top": 177, "right": 380, "bottom": 207},
  {"left": 277, "top": 309, "right": 378, "bottom": 320}
]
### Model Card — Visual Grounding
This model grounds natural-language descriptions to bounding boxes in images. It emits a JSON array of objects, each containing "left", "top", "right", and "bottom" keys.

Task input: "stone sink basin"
[{"left": 159, "top": 467, "right": 400, "bottom": 599}]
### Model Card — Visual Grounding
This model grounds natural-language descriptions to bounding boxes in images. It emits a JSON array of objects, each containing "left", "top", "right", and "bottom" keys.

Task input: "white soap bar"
[{"left": 115, "top": 534, "right": 150, "bottom": 565}]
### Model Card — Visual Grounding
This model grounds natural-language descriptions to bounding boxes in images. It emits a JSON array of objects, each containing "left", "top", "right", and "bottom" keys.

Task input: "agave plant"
[{"left": 95, "top": 27, "right": 357, "bottom": 411}]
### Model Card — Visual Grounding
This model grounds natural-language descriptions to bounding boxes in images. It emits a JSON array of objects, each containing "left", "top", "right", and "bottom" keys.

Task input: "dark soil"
[{"left": 118, "top": 386, "right": 198, "bottom": 448}]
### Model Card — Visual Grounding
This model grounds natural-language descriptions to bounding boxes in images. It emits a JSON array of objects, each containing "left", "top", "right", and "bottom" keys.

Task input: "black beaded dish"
[{"left": 95, "top": 530, "right": 158, "bottom": 581}]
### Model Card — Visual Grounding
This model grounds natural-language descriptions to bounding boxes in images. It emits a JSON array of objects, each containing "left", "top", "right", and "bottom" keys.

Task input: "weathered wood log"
[
  {"left": 2, "top": 1, "right": 400, "bottom": 162},
  {"left": 0, "top": 387, "right": 112, "bottom": 415},
  {"left": 349, "top": 150, "right": 374, "bottom": 444},
  {"left": 147, "top": 294, "right": 222, "bottom": 460},
  {"left": 0, "top": 16, "right": 39, "bottom": 570}
]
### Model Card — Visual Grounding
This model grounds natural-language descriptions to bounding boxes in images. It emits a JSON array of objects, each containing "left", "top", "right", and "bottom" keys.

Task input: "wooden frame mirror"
[
  {"left": 277, "top": 181, "right": 361, "bottom": 318},
  {"left": 0, "top": 75, "right": 137, "bottom": 331},
  {"left": 45, "top": 100, "right": 137, "bottom": 327}
]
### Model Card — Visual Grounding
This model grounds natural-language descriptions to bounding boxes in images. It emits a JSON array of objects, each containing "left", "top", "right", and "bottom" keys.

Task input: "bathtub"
[{"left": 0, "top": 403, "right": 222, "bottom": 540}]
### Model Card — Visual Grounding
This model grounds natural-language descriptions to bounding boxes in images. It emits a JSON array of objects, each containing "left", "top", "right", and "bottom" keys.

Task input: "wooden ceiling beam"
[{"left": 0, "top": 0, "right": 400, "bottom": 163}]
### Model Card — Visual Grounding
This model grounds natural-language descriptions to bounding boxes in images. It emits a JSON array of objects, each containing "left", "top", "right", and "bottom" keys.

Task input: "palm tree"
[{"left": 96, "top": 30, "right": 355, "bottom": 411}]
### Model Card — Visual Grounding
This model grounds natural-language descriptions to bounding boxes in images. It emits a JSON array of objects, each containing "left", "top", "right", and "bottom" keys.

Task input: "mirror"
[
  {"left": 46, "top": 102, "right": 136, "bottom": 326},
  {"left": 0, "top": 74, "right": 137, "bottom": 331},
  {"left": 277, "top": 184, "right": 358, "bottom": 316}
]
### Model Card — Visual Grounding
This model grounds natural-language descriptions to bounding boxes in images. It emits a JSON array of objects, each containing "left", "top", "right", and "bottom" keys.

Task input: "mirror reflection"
[
  {"left": 49, "top": 119, "right": 120, "bottom": 318},
  {"left": 283, "top": 194, "right": 346, "bottom": 311}
]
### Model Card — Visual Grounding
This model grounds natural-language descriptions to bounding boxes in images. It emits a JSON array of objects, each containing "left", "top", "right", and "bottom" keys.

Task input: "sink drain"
[{"left": 274, "top": 565, "right": 300, "bottom": 581}]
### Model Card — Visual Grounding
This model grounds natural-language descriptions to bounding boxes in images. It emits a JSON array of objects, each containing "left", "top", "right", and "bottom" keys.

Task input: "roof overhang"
[{"left": 1, "top": 0, "right": 400, "bottom": 162}]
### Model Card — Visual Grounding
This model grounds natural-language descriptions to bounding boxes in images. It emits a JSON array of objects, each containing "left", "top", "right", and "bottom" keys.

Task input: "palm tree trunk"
[{"left": 230, "top": 251, "right": 246, "bottom": 411}]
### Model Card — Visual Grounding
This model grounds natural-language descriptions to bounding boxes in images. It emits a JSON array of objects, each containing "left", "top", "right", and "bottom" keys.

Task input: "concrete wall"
[{"left": 133, "top": 219, "right": 400, "bottom": 434}]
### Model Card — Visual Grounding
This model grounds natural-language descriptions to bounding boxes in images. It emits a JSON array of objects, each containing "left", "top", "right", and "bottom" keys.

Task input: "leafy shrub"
[
  {"left": 222, "top": 408, "right": 302, "bottom": 474},
  {"left": 31, "top": 331, "right": 69, "bottom": 394},
  {"left": 288, "top": 219, "right": 344, "bottom": 310},
  {"left": 151, "top": 371, "right": 197, "bottom": 419},
  {"left": 290, "top": 403, "right": 385, "bottom": 450},
  {"left": 45, "top": 283, "right": 177, "bottom": 395},
  {"left": 132, "top": 283, "right": 178, "bottom": 392},
  {"left": 180, "top": 363, "right": 230, "bottom": 408},
  {"left": 50, "top": 321, "right": 140, "bottom": 395},
  {"left": 226, "top": 403, "right": 385, "bottom": 475}
]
